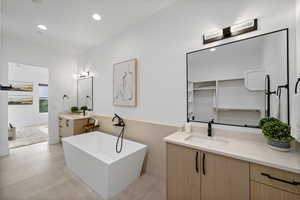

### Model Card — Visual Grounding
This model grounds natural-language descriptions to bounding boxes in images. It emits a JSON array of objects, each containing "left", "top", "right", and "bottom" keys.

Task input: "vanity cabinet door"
[
  {"left": 167, "top": 143, "right": 201, "bottom": 200},
  {"left": 201, "top": 152, "right": 250, "bottom": 200},
  {"left": 59, "top": 118, "right": 73, "bottom": 137},
  {"left": 251, "top": 181, "right": 300, "bottom": 200}
]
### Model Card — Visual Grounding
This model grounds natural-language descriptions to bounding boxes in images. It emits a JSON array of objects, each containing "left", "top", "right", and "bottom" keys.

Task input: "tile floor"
[{"left": 0, "top": 142, "right": 165, "bottom": 200}]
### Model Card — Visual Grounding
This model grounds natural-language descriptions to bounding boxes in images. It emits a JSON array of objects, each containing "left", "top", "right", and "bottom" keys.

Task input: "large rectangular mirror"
[
  {"left": 77, "top": 77, "right": 93, "bottom": 111},
  {"left": 187, "top": 29, "right": 289, "bottom": 128}
]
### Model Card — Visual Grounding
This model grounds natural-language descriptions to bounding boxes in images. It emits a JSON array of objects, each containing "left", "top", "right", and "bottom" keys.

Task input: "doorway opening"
[{"left": 7, "top": 62, "right": 49, "bottom": 149}]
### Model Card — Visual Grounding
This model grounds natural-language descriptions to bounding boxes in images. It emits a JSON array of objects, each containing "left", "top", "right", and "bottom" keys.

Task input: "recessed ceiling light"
[
  {"left": 210, "top": 48, "right": 216, "bottom": 52},
  {"left": 32, "top": 0, "right": 44, "bottom": 4},
  {"left": 37, "top": 25, "right": 47, "bottom": 31},
  {"left": 92, "top": 13, "right": 102, "bottom": 21}
]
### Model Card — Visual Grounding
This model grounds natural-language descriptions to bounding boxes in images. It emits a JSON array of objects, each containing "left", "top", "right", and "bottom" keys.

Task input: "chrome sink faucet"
[{"left": 208, "top": 119, "right": 214, "bottom": 137}]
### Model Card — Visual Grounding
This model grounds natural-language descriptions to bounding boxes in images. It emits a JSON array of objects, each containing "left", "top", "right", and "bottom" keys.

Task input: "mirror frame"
[
  {"left": 186, "top": 28, "right": 290, "bottom": 128},
  {"left": 77, "top": 76, "right": 94, "bottom": 111}
]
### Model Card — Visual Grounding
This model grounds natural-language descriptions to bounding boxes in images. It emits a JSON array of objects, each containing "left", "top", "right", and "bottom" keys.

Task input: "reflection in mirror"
[
  {"left": 187, "top": 30, "right": 289, "bottom": 128},
  {"left": 77, "top": 77, "right": 93, "bottom": 110}
]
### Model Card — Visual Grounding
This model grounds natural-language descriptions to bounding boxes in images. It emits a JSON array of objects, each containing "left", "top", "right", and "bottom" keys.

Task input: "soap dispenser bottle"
[{"left": 185, "top": 123, "right": 192, "bottom": 133}]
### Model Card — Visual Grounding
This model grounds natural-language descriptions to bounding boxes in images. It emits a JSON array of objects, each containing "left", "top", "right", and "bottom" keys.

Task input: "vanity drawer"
[{"left": 250, "top": 163, "right": 300, "bottom": 195}]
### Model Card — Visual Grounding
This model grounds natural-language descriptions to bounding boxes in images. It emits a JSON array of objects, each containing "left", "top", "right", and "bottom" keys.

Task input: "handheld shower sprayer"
[{"left": 112, "top": 114, "right": 126, "bottom": 153}]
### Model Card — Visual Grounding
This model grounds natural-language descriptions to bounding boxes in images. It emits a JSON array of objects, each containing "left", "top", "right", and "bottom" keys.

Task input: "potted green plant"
[
  {"left": 71, "top": 106, "right": 79, "bottom": 113},
  {"left": 259, "top": 117, "right": 294, "bottom": 151}
]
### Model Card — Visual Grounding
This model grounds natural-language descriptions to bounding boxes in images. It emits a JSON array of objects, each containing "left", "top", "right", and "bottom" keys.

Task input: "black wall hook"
[
  {"left": 295, "top": 78, "right": 300, "bottom": 94},
  {"left": 277, "top": 84, "right": 289, "bottom": 89},
  {"left": 277, "top": 84, "right": 288, "bottom": 96}
]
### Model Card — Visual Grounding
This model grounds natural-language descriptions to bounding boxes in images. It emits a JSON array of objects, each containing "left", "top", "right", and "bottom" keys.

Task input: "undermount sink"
[{"left": 184, "top": 135, "right": 228, "bottom": 145}]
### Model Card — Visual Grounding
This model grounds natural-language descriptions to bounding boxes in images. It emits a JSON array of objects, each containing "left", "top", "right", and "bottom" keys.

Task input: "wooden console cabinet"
[{"left": 59, "top": 114, "right": 89, "bottom": 138}]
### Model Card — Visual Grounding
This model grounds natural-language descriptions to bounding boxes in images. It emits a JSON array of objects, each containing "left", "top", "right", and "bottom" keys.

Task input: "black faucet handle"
[{"left": 112, "top": 113, "right": 126, "bottom": 127}]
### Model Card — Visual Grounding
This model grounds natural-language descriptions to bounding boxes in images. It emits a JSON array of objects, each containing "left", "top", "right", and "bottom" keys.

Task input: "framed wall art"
[{"left": 113, "top": 59, "right": 137, "bottom": 107}]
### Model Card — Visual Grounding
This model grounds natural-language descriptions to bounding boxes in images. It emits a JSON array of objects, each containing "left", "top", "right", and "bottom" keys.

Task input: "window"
[{"left": 39, "top": 84, "right": 48, "bottom": 113}]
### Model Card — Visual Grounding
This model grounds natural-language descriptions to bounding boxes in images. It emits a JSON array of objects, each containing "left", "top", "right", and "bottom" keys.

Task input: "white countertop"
[
  {"left": 164, "top": 129, "right": 300, "bottom": 174},
  {"left": 59, "top": 113, "right": 91, "bottom": 120}
]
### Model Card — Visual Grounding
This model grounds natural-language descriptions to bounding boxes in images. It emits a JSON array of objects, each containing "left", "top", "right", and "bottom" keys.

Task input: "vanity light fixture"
[
  {"left": 32, "top": 0, "right": 44, "bottom": 3},
  {"left": 230, "top": 19, "right": 258, "bottom": 37},
  {"left": 92, "top": 13, "right": 102, "bottom": 21},
  {"left": 37, "top": 24, "right": 47, "bottom": 31},
  {"left": 81, "top": 71, "right": 90, "bottom": 78},
  {"left": 74, "top": 69, "right": 95, "bottom": 79},
  {"left": 203, "top": 29, "right": 224, "bottom": 44},
  {"left": 203, "top": 18, "right": 258, "bottom": 44}
]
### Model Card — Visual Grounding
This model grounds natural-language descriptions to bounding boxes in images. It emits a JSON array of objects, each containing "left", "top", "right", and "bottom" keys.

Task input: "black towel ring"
[{"left": 295, "top": 78, "right": 300, "bottom": 94}]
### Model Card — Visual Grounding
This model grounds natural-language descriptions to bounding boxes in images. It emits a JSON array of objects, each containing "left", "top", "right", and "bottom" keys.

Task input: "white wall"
[
  {"left": 297, "top": 0, "right": 300, "bottom": 76},
  {"left": 78, "top": 0, "right": 296, "bottom": 125},
  {"left": 8, "top": 63, "right": 48, "bottom": 127},
  {"left": 0, "top": 0, "right": 9, "bottom": 156},
  {"left": 0, "top": 34, "right": 77, "bottom": 155}
]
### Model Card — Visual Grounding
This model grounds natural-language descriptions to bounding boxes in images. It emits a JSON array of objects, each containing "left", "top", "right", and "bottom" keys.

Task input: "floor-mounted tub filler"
[{"left": 62, "top": 132, "right": 147, "bottom": 199}]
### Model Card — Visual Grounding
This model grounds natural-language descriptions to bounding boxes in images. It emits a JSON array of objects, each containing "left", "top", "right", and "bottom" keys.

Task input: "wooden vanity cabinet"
[
  {"left": 251, "top": 182, "right": 300, "bottom": 200},
  {"left": 167, "top": 143, "right": 201, "bottom": 200},
  {"left": 250, "top": 163, "right": 300, "bottom": 200},
  {"left": 201, "top": 152, "right": 250, "bottom": 200},
  {"left": 167, "top": 143, "right": 249, "bottom": 200},
  {"left": 59, "top": 116, "right": 89, "bottom": 137},
  {"left": 167, "top": 143, "right": 300, "bottom": 200}
]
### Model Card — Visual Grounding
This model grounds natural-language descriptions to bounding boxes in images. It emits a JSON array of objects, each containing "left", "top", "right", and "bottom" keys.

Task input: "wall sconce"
[
  {"left": 203, "top": 18, "right": 258, "bottom": 44},
  {"left": 74, "top": 68, "right": 95, "bottom": 79},
  {"left": 62, "top": 94, "right": 70, "bottom": 100}
]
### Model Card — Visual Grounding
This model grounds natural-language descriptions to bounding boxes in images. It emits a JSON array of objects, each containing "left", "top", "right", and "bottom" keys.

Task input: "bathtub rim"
[{"left": 62, "top": 131, "right": 147, "bottom": 165}]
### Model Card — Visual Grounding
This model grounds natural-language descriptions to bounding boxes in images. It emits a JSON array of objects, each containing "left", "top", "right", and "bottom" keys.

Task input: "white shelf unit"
[
  {"left": 193, "top": 86, "right": 216, "bottom": 91},
  {"left": 190, "top": 81, "right": 217, "bottom": 121},
  {"left": 187, "top": 81, "right": 194, "bottom": 119},
  {"left": 189, "top": 77, "right": 264, "bottom": 126},
  {"left": 213, "top": 105, "right": 261, "bottom": 112},
  {"left": 193, "top": 81, "right": 217, "bottom": 93}
]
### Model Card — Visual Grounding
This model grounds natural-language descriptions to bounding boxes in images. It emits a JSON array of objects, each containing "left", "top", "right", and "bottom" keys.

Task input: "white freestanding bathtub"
[{"left": 62, "top": 131, "right": 147, "bottom": 199}]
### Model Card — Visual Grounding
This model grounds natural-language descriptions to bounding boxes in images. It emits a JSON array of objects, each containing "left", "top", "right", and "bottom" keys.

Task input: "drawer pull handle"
[
  {"left": 261, "top": 173, "right": 300, "bottom": 186},
  {"left": 195, "top": 152, "right": 199, "bottom": 173}
]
